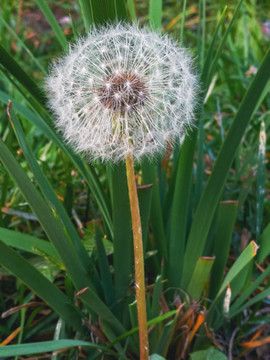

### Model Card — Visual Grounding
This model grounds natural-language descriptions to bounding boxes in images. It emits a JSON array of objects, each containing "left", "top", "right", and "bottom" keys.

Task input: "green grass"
[{"left": 0, "top": 0, "right": 269, "bottom": 359}]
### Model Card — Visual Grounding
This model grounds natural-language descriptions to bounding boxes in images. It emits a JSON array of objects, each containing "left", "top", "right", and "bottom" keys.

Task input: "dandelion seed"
[{"left": 46, "top": 23, "right": 197, "bottom": 163}]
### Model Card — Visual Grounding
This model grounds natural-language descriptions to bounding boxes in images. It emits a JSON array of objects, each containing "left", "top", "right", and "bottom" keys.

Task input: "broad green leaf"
[
  {"left": 0, "top": 339, "right": 117, "bottom": 357},
  {"left": 150, "top": 275, "right": 163, "bottom": 319},
  {"left": 89, "top": 0, "right": 128, "bottom": 25},
  {"left": 182, "top": 48, "right": 270, "bottom": 289},
  {"left": 137, "top": 184, "right": 153, "bottom": 254},
  {"left": 35, "top": 0, "right": 68, "bottom": 49},
  {"left": 190, "top": 347, "right": 227, "bottom": 360},
  {"left": 167, "top": 3, "right": 235, "bottom": 288},
  {"left": 257, "top": 222, "right": 270, "bottom": 264},
  {"left": 149, "top": 0, "right": 162, "bottom": 29},
  {"left": 180, "top": 0, "right": 187, "bottom": 42},
  {"left": 127, "top": 0, "right": 136, "bottom": 21},
  {"left": 142, "top": 161, "right": 167, "bottom": 263},
  {"left": 149, "top": 274, "right": 164, "bottom": 351},
  {"left": 95, "top": 228, "right": 115, "bottom": 306},
  {"left": 151, "top": 355, "right": 166, "bottom": 360},
  {"left": 187, "top": 257, "right": 215, "bottom": 300},
  {"left": 107, "top": 163, "right": 132, "bottom": 301},
  {"left": 209, "top": 201, "right": 238, "bottom": 299},
  {"left": 78, "top": 0, "right": 93, "bottom": 30},
  {"left": 168, "top": 136, "right": 195, "bottom": 286},
  {"left": 0, "top": 240, "right": 83, "bottom": 332},
  {"left": 0, "top": 227, "right": 59, "bottom": 260}
]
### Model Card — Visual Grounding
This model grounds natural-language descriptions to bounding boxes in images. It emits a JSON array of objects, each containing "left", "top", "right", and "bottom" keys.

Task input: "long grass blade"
[
  {"left": 8, "top": 102, "right": 91, "bottom": 271},
  {"left": 149, "top": 0, "right": 162, "bottom": 29},
  {"left": 209, "top": 201, "right": 238, "bottom": 299},
  {"left": 142, "top": 161, "right": 167, "bottom": 263},
  {"left": 0, "top": 339, "right": 117, "bottom": 357},
  {"left": 206, "top": 0, "right": 244, "bottom": 88},
  {"left": 0, "top": 137, "right": 124, "bottom": 336},
  {"left": 182, "top": 48, "right": 270, "bottom": 290},
  {"left": 78, "top": 0, "right": 93, "bottom": 30},
  {"left": 0, "top": 44, "right": 44, "bottom": 106},
  {"left": 168, "top": 135, "right": 196, "bottom": 286},
  {"left": 208, "top": 241, "right": 258, "bottom": 316},
  {"left": 230, "top": 260, "right": 270, "bottom": 315},
  {"left": 108, "top": 164, "right": 132, "bottom": 301},
  {"left": 0, "top": 92, "right": 113, "bottom": 238},
  {"left": 257, "top": 222, "right": 270, "bottom": 264},
  {"left": 0, "top": 227, "right": 59, "bottom": 260},
  {"left": 0, "top": 240, "right": 83, "bottom": 332}
]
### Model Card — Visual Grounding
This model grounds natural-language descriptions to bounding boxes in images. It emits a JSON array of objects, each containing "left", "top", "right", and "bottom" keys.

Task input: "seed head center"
[{"left": 98, "top": 72, "right": 148, "bottom": 114}]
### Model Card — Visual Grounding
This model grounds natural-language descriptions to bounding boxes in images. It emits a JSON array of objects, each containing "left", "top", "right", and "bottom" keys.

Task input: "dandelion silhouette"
[
  {"left": 46, "top": 23, "right": 197, "bottom": 360},
  {"left": 46, "top": 23, "right": 197, "bottom": 163}
]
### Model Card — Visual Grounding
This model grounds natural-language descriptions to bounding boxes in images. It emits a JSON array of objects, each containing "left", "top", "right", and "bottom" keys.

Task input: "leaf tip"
[{"left": 251, "top": 240, "right": 259, "bottom": 256}]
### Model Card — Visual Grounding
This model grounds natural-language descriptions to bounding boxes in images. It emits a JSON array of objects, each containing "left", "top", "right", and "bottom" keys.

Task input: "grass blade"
[
  {"left": 187, "top": 257, "right": 215, "bottom": 300},
  {"left": 34, "top": 0, "right": 68, "bottom": 49},
  {"left": 142, "top": 161, "right": 167, "bottom": 263},
  {"left": 137, "top": 184, "right": 153, "bottom": 255},
  {"left": 108, "top": 164, "right": 132, "bottom": 301},
  {"left": 209, "top": 241, "right": 258, "bottom": 315},
  {"left": 78, "top": 0, "right": 93, "bottom": 30},
  {"left": 230, "top": 287, "right": 270, "bottom": 318},
  {"left": 206, "top": 0, "right": 244, "bottom": 88},
  {"left": 149, "top": 0, "right": 162, "bottom": 29},
  {"left": 8, "top": 102, "right": 91, "bottom": 271},
  {"left": 0, "top": 44, "right": 44, "bottom": 106},
  {"left": 209, "top": 201, "right": 238, "bottom": 299},
  {"left": 0, "top": 240, "right": 83, "bottom": 332},
  {"left": 0, "top": 92, "right": 113, "bottom": 238},
  {"left": 180, "top": 0, "right": 187, "bottom": 43},
  {"left": 168, "top": 136, "right": 196, "bottom": 286},
  {"left": 0, "top": 137, "right": 125, "bottom": 336},
  {"left": 0, "top": 339, "right": 117, "bottom": 357},
  {"left": 182, "top": 48, "right": 270, "bottom": 290},
  {"left": 257, "top": 222, "right": 270, "bottom": 264},
  {"left": 230, "top": 260, "right": 270, "bottom": 315},
  {"left": 0, "top": 227, "right": 59, "bottom": 260},
  {"left": 127, "top": 0, "right": 136, "bottom": 21},
  {"left": 89, "top": 0, "right": 128, "bottom": 24},
  {"left": 95, "top": 228, "right": 115, "bottom": 306}
]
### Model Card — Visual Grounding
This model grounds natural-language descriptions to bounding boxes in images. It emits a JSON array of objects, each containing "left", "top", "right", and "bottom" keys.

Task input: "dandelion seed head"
[{"left": 46, "top": 23, "right": 198, "bottom": 162}]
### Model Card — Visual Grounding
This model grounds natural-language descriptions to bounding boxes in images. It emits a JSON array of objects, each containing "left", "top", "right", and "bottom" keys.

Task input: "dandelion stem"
[{"left": 125, "top": 152, "right": 149, "bottom": 360}]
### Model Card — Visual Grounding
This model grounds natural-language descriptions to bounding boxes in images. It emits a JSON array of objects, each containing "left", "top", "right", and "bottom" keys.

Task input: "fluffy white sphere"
[{"left": 46, "top": 23, "right": 197, "bottom": 162}]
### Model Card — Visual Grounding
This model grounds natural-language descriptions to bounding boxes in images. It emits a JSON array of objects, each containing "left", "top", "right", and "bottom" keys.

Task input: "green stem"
[{"left": 125, "top": 153, "right": 149, "bottom": 360}]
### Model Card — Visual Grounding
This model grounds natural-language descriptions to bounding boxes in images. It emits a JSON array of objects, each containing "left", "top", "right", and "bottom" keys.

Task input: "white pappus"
[{"left": 46, "top": 23, "right": 198, "bottom": 163}]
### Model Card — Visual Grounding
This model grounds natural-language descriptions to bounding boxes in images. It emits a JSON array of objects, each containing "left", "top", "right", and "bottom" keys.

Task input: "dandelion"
[
  {"left": 46, "top": 23, "right": 197, "bottom": 360},
  {"left": 46, "top": 23, "right": 197, "bottom": 163}
]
